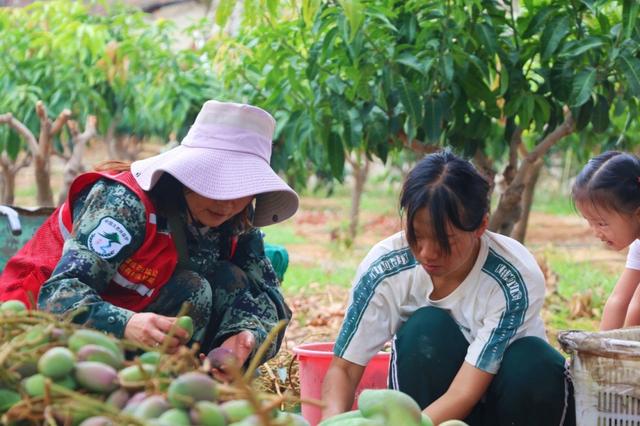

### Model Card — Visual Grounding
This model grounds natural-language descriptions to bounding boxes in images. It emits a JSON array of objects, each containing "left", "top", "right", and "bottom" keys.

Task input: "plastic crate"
[{"left": 558, "top": 327, "right": 640, "bottom": 425}]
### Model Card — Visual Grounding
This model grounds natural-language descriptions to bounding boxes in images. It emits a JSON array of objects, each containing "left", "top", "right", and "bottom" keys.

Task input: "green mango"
[
  {"left": 76, "top": 344, "right": 123, "bottom": 369},
  {"left": 134, "top": 395, "right": 170, "bottom": 419},
  {"left": 0, "top": 300, "right": 27, "bottom": 314},
  {"left": 139, "top": 351, "right": 162, "bottom": 365},
  {"left": 318, "top": 410, "right": 363, "bottom": 425},
  {"left": 167, "top": 372, "right": 217, "bottom": 408},
  {"left": 158, "top": 408, "right": 191, "bottom": 425},
  {"left": 118, "top": 364, "right": 156, "bottom": 389},
  {"left": 357, "top": 389, "right": 421, "bottom": 422},
  {"left": 75, "top": 361, "right": 118, "bottom": 393},
  {"left": 0, "top": 388, "right": 20, "bottom": 412},
  {"left": 176, "top": 316, "right": 194, "bottom": 340},
  {"left": 421, "top": 413, "right": 434, "bottom": 426},
  {"left": 78, "top": 416, "right": 115, "bottom": 426},
  {"left": 190, "top": 400, "right": 226, "bottom": 426},
  {"left": 276, "top": 411, "right": 310, "bottom": 426},
  {"left": 105, "top": 388, "right": 130, "bottom": 409},
  {"left": 68, "top": 329, "right": 122, "bottom": 361},
  {"left": 22, "top": 373, "right": 76, "bottom": 397},
  {"left": 320, "top": 418, "right": 382, "bottom": 426},
  {"left": 38, "top": 347, "right": 75, "bottom": 379},
  {"left": 220, "top": 399, "right": 254, "bottom": 423}
]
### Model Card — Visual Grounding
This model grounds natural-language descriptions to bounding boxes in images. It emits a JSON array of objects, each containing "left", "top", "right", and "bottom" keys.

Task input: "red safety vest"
[{"left": 0, "top": 171, "right": 178, "bottom": 311}]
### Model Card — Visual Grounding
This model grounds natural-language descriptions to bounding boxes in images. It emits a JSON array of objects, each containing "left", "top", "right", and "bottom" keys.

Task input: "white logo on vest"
[{"left": 88, "top": 217, "right": 132, "bottom": 259}]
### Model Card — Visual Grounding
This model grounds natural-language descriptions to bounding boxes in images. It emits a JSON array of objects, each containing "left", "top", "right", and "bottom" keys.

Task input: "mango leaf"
[
  {"left": 569, "top": 67, "right": 596, "bottom": 107},
  {"left": 302, "top": 0, "right": 321, "bottom": 27},
  {"left": 476, "top": 22, "right": 497, "bottom": 55},
  {"left": 541, "top": 15, "right": 570, "bottom": 61},
  {"left": 622, "top": 0, "right": 639, "bottom": 39},
  {"left": 266, "top": 0, "right": 279, "bottom": 17},
  {"left": 423, "top": 96, "right": 442, "bottom": 143},
  {"left": 215, "top": 0, "right": 236, "bottom": 28},
  {"left": 518, "top": 94, "right": 535, "bottom": 128},
  {"left": 532, "top": 95, "right": 551, "bottom": 131},
  {"left": 396, "top": 52, "right": 432, "bottom": 76},
  {"left": 327, "top": 131, "right": 345, "bottom": 179},
  {"left": 338, "top": 0, "right": 364, "bottom": 40},
  {"left": 523, "top": 6, "right": 554, "bottom": 38},
  {"left": 573, "top": 97, "right": 594, "bottom": 131},
  {"left": 617, "top": 53, "right": 640, "bottom": 96},
  {"left": 397, "top": 77, "right": 422, "bottom": 132},
  {"left": 591, "top": 94, "right": 610, "bottom": 133},
  {"left": 442, "top": 55, "right": 454, "bottom": 83},
  {"left": 559, "top": 36, "right": 605, "bottom": 58}
]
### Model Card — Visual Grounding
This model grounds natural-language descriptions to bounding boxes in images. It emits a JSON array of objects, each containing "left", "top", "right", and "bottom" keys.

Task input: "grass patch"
[
  {"left": 282, "top": 264, "right": 354, "bottom": 293},
  {"left": 263, "top": 223, "right": 307, "bottom": 246},
  {"left": 544, "top": 248, "right": 617, "bottom": 334},
  {"left": 532, "top": 189, "right": 575, "bottom": 216}
]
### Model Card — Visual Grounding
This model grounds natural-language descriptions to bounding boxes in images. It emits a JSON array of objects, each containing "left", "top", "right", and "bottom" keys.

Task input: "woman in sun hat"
[{"left": 0, "top": 100, "right": 299, "bottom": 372}]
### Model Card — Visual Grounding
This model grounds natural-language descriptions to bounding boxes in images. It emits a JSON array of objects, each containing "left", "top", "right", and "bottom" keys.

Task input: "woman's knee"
[
  {"left": 397, "top": 307, "right": 458, "bottom": 340},
  {"left": 395, "top": 307, "right": 467, "bottom": 363},
  {"left": 497, "top": 336, "right": 567, "bottom": 397},
  {"left": 208, "top": 260, "right": 250, "bottom": 292}
]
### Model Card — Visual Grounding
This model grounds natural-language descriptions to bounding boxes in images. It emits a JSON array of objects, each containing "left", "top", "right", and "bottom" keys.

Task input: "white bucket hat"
[{"left": 131, "top": 100, "right": 299, "bottom": 227}]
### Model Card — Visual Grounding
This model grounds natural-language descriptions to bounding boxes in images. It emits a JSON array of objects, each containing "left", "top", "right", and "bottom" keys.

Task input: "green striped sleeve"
[{"left": 335, "top": 248, "right": 416, "bottom": 358}]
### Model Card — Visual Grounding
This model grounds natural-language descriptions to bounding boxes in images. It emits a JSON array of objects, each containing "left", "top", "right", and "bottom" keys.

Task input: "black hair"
[
  {"left": 150, "top": 172, "right": 253, "bottom": 232},
  {"left": 148, "top": 172, "right": 187, "bottom": 214},
  {"left": 400, "top": 151, "right": 490, "bottom": 255},
  {"left": 572, "top": 151, "right": 640, "bottom": 215}
]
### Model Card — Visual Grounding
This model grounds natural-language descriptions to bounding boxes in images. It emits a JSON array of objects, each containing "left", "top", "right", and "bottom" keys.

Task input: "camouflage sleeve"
[
  {"left": 219, "top": 228, "right": 292, "bottom": 361},
  {"left": 37, "top": 179, "right": 147, "bottom": 337}
]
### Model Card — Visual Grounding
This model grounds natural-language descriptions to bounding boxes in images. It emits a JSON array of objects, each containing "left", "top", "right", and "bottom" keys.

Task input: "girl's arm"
[
  {"left": 601, "top": 268, "right": 640, "bottom": 330},
  {"left": 620, "top": 269, "right": 640, "bottom": 327},
  {"left": 321, "top": 356, "right": 366, "bottom": 419},
  {"left": 423, "top": 362, "right": 493, "bottom": 424}
]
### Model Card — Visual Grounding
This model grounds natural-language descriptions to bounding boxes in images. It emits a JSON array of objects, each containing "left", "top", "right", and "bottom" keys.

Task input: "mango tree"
[
  {"left": 210, "top": 0, "right": 640, "bottom": 242},
  {"left": 0, "top": 0, "right": 220, "bottom": 206}
]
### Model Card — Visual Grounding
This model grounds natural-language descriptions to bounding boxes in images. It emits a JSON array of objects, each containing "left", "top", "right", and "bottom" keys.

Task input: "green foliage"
[
  {"left": 206, "top": 0, "right": 640, "bottom": 187},
  {"left": 0, "top": 0, "right": 220, "bottom": 155}
]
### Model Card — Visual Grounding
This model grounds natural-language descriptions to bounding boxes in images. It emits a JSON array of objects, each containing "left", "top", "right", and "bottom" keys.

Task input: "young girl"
[
  {"left": 322, "top": 151, "right": 574, "bottom": 425},
  {"left": 572, "top": 151, "right": 640, "bottom": 330}
]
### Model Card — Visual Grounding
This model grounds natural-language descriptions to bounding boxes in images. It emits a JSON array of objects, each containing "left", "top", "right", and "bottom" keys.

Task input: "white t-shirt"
[
  {"left": 334, "top": 231, "right": 548, "bottom": 375},
  {"left": 626, "top": 240, "right": 640, "bottom": 270}
]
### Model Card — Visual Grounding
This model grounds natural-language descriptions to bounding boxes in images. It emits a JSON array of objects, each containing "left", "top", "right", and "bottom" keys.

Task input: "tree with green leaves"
[
  {"left": 0, "top": 0, "right": 219, "bottom": 206},
  {"left": 208, "top": 0, "right": 640, "bottom": 242}
]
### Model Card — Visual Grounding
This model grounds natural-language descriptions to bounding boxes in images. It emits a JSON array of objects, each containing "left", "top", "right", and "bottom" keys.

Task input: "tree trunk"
[
  {"left": 34, "top": 154, "right": 54, "bottom": 207},
  {"left": 58, "top": 116, "right": 97, "bottom": 205},
  {"left": 348, "top": 154, "right": 370, "bottom": 245},
  {"left": 489, "top": 108, "right": 574, "bottom": 235},
  {"left": 511, "top": 158, "right": 543, "bottom": 243},
  {"left": 1, "top": 166, "right": 15, "bottom": 205},
  {"left": 106, "top": 120, "right": 119, "bottom": 160}
]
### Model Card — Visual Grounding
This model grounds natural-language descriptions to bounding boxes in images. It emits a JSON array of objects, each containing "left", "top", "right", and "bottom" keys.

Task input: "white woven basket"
[{"left": 559, "top": 327, "right": 640, "bottom": 425}]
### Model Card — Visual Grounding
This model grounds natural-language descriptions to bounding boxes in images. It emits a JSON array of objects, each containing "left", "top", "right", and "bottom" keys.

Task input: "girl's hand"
[
  {"left": 124, "top": 312, "right": 190, "bottom": 353},
  {"left": 200, "top": 331, "right": 256, "bottom": 382}
]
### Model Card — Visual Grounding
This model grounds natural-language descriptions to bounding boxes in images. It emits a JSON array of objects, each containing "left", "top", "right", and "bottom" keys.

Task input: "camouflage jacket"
[{"left": 38, "top": 178, "right": 286, "bottom": 352}]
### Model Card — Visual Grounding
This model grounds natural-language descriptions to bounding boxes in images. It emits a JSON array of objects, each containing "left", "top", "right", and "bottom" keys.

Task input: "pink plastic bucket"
[{"left": 293, "top": 342, "right": 390, "bottom": 426}]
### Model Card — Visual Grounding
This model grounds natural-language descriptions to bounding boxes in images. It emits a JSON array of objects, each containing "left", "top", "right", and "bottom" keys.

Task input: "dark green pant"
[
  {"left": 145, "top": 261, "right": 288, "bottom": 361},
  {"left": 390, "top": 307, "right": 575, "bottom": 426}
]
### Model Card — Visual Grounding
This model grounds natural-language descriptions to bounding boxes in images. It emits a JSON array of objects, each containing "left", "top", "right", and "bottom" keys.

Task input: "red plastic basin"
[{"left": 293, "top": 342, "right": 390, "bottom": 426}]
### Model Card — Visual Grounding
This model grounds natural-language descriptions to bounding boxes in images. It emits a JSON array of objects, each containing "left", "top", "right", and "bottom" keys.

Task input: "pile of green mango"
[
  {"left": 0, "top": 300, "right": 310, "bottom": 426},
  {"left": 319, "top": 389, "right": 470, "bottom": 426}
]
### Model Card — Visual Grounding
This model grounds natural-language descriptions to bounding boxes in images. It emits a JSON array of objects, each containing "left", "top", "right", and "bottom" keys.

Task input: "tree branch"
[
  {"left": 12, "top": 152, "right": 32, "bottom": 174},
  {"left": 0, "top": 112, "right": 39, "bottom": 154},
  {"left": 51, "top": 109, "right": 72, "bottom": 136}
]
